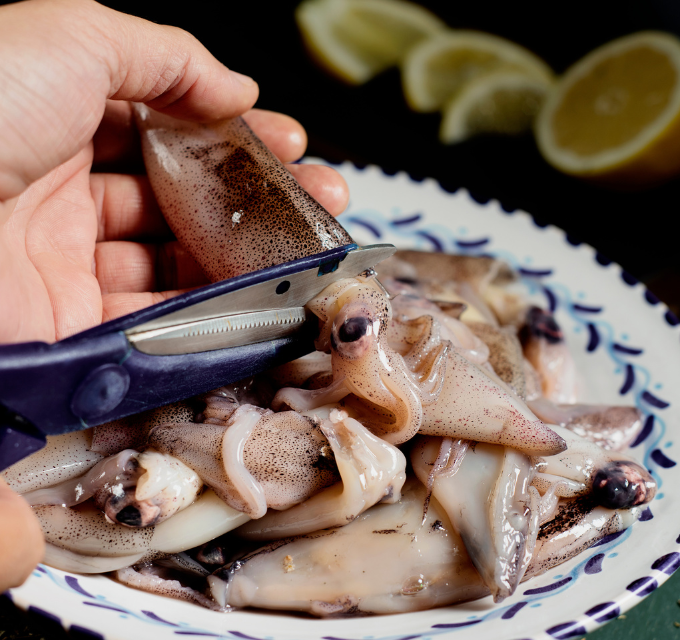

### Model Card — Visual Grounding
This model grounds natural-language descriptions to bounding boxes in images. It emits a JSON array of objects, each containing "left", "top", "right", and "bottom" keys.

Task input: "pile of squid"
[{"left": 2, "top": 107, "right": 655, "bottom": 616}]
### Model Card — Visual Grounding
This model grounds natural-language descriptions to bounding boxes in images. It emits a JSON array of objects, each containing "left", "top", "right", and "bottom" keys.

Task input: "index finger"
[{"left": 92, "top": 105, "right": 310, "bottom": 170}]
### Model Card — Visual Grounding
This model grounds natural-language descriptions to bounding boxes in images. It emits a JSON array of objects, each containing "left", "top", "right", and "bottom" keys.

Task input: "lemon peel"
[
  {"left": 402, "top": 30, "right": 554, "bottom": 113},
  {"left": 440, "top": 71, "right": 553, "bottom": 144},
  {"left": 296, "top": 0, "right": 446, "bottom": 85}
]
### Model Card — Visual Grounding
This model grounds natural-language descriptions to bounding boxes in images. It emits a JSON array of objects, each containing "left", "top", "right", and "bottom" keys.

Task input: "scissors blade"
[
  {"left": 129, "top": 307, "right": 309, "bottom": 355},
  {"left": 126, "top": 244, "right": 395, "bottom": 336}
]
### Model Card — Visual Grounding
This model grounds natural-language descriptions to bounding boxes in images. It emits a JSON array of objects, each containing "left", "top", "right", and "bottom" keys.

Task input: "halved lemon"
[
  {"left": 440, "top": 70, "right": 553, "bottom": 144},
  {"left": 402, "top": 30, "right": 554, "bottom": 113},
  {"left": 296, "top": 0, "right": 446, "bottom": 85},
  {"left": 535, "top": 31, "right": 680, "bottom": 188}
]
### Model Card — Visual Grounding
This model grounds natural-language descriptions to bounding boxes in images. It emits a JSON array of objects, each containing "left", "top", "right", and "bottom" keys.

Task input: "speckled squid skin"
[
  {"left": 134, "top": 105, "right": 354, "bottom": 282},
  {"left": 301, "top": 276, "right": 566, "bottom": 455},
  {"left": 524, "top": 496, "right": 642, "bottom": 580}
]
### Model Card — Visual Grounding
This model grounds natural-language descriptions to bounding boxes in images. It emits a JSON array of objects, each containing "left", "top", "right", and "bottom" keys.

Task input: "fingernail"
[{"left": 231, "top": 71, "right": 256, "bottom": 87}]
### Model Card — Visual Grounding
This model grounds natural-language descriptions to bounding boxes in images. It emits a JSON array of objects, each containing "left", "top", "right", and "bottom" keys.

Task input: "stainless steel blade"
[
  {"left": 128, "top": 307, "right": 308, "bottom": 355},
  {"left": 127, "top": 244, "right": 395, "bottom": 335}
]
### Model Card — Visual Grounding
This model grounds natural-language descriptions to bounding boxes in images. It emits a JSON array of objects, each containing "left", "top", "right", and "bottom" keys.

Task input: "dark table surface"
[{"left": 2, "top": 0, "right": 680, "bottom": 638}]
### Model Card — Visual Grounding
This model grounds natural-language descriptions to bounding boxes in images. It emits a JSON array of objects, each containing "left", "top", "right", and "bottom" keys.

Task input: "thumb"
[{"left": 0, "top": 0, "right": 258, "bottom": 201}]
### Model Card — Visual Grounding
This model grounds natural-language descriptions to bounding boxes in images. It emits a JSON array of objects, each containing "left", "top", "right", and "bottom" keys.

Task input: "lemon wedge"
[
  {"left": 296, "top": 0, "right": 446, "bottom": 85},
  {"left": 440, "top": 71, "right": 552, "bottom": 144},
  {"left": 535, "top": 31, "right": 680, "bottom": 188},
  {"left": 402, "top": 30, "right": 554, "bottom": 113}
]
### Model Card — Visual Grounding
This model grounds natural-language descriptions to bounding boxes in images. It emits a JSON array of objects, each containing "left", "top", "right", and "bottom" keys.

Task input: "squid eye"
[
  {"left": 592, "top": 462, "right": 647, "bottom": 509},
  {"left": 115, "top": 505, "right": 142, "bottom": 527},
  {"left": 330, "top": 305, "right": 377, "bottom": 360},
  {"left": 101, "top": 486, "right": 162, "bottom": 527},
  {"left": 338, "top": 317, "right": 370, "bottom": 343},
  {"left": 523, "top": 306, "right": 563, "bottom": 344}
]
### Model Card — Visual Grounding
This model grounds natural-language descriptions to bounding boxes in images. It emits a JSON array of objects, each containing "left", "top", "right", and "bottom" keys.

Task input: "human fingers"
[
  {"left": 287, "top": 163, "right": 350, "bottom": 217},
  {"left": 102, "top": 290, "right": 192, "bottom": 323},
  {"left": 0, "top": 479, "right": 45, "bottom": 591},
  {"left": 93, "top": 106, "right": 307, "bottom": 170},
  {"left": 0, "top": 0, "right": 258, "bottom": 201},
  {"left": 90, "top": 173, "right": 169, "bottom": 242},
  {"left": 92, "top": 161, "right": 348, "bottom": 245},
  {"left": 95, "top": 240, "right": 208, "bottom": 293},
  {"left": 242, "top": 110, "right": 307, "bottom": 163}
]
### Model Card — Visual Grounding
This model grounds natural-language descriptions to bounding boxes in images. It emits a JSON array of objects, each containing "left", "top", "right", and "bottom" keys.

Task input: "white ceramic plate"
[{"left": 8, "top": 162, "right": 680, "bottom": 640}]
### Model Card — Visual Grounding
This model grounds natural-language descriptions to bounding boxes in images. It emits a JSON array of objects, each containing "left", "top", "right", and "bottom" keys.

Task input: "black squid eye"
[
  {"left": 338, "top": 317, "right": 370, "bottom": 343},
  {"left": 115, "top": 505, "right": 142, "bottom": 527},
  {"left": 592, "top": 465, "right": 638, "bottom": 509},
  {"left": 524, "top": 306, "right": 563, "bottom": 344}
]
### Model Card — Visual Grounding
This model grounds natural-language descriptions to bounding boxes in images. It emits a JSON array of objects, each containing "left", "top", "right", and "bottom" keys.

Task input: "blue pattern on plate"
[
  {"left": 626, "top": 576, "right": 658, "bottom": 597},
  {"left": 571, "top": 304, "right": 602, "bottom": 314},
  {"left": 584, "top": 554, "right": 605, "bottom": 575},
  {"left": 584, "top": 602, "right": 620, "bottom": 622},
  {"left": 651, "top": 552, "right": 680, "bottom": 574},
  {"left": 546, "top": 621, "right": 587, "bottom": 639}
]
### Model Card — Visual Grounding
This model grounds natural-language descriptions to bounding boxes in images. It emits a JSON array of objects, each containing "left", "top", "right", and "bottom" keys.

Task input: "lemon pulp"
[{"left": 552, "top": 46, "right": 675, "bottom": 155}]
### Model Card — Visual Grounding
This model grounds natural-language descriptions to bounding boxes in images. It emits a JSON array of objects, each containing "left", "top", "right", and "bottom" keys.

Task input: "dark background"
[
  {"left": 100, "top": 0, "right": 680, "bottom": 306},
  {"left": 3, "top": 1, "right": 680, "bottom": 638}
]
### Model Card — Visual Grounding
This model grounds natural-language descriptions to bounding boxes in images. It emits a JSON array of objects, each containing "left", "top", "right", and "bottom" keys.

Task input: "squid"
[
  {"left": 525, "top": 495, "right": 644, "bottom": 580},
  {"left": 2, "top": 430, "right": 104, "bottom": 494},
  {"left": 410, "top": 426, "right": 656, "bottom": 603},
  {"left": 22, "top": 449, "right": 201, "bottom": 527},
  {"left": 236, "top": 407, "right": 406, "bottom": 540},
  {"left": 274, "top": 275, "right": 566, "bottom": 455},
  {"left": 387, "top": 284, "right": 491, "bottom": 366},
  {"left": 411, "top": 436, "right": 544, "bottom": 603},
  {"left": 520, "top": 306, "right": 580, "bottom": 404},
  {"left": 466, "top": 321, "right": 527, "bottom": 399},
  {"left": 208, "top": 479, "right": 489, "bottom": 615},
  {"left": 133, "top": 104, "right": 353, "bottom": 282},
  {"left": 148, "top": 405, "right": 342, "bottom": 518},
  {"left": 379, "top": 251, "right": 524, "bottom": 325},
  {"left": 91, "top": 401, "right": 195, "bottom": 457},
  {"left": 115, "top": 560, "right": 225, "bottom": 612},
  {"left": 531, "top": 424, "right": 656, "bottom": 508},
  {"left": 528, "top": 398, "right": 644, "bottom": 451},
  {"left": 206, "top": 474, "right": 646, "bottom": 616},
  {"left": 36, "top": 490, "right": 250, "bottom": 574}
]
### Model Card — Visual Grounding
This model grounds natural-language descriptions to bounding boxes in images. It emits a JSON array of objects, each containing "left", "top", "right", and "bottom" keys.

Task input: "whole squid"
[
  {"left": 208, "top": 479, "right": 488, "bottom": 615},
  {"left": 274, "top": 275, "right": 566, "bottom": 456},
  {"left": 411, "top": 436, "right": 544, "bottom": 603},
  {"left": 133, "top": 105, "right": 353, "bottom": 282}
]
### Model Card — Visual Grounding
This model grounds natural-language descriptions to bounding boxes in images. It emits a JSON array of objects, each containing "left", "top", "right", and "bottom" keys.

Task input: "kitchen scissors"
[{"left": 0, "top": 243, "right": 395, "bottom": 471}]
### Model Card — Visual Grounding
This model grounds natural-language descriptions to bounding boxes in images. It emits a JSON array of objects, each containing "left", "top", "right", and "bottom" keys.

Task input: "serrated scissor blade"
[
  {"left": 128, "top": 307, "right": 308, "bottom": 355},
  {"left": 126, "top": 244, "right": 396, "bottom": 335}
]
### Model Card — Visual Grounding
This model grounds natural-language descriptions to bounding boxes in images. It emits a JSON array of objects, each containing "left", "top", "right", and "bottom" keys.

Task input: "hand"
[
  {"left": 0, "top": 478, "right": 44, "bottom": 591},
  {"left": 0, "top": 0, "right": 349, "bottom": 590},
  {"left": 0, "top": 0, "right": 349, "bottom": 344}
]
